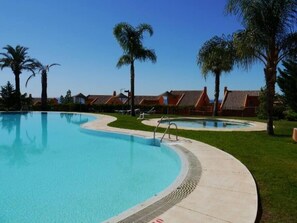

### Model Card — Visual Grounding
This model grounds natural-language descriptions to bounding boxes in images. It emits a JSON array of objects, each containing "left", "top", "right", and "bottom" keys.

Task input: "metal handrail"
[
  {"left": 153, "top": 116, "right": 169, "bottom": 139},
  {"left": 160, "top": 123, "right": 178, "bottom": 142}
]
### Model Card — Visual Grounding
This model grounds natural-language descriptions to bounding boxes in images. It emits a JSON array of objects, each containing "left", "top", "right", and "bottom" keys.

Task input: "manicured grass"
[{"left": 107, "top": 113, "right": 297, "bottom": 223}]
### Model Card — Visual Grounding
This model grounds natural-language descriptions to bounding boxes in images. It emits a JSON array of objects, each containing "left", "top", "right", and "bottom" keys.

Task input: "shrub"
[{"left": 284, "top": 110, "right": 297, "bottom": 121}]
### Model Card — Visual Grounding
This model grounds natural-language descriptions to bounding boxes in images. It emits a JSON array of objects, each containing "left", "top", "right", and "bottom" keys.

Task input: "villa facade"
[
  {"left": 72, "top": 87, "right": 211, "bottom": 115},
  {"left": 46, "top": 86, "right": 260, "bottom": 117},
  {"left": 220, "top": 87, "right": 260, "bottom": 116}
]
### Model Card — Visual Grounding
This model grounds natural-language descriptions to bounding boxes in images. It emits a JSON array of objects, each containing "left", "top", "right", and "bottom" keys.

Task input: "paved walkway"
[{"left": 82, "top": 114, "right": 258, "bottom": 223}]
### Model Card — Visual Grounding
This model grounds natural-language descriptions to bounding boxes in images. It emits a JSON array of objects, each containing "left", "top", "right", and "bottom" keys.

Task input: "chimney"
[
  {"left": 224, "top": 86, "right": 228, "bottom": 94},
  {"left": 203, "top": 86, "right": 207, "bottom": 94},
  {"left": 113, "top": 91, "right": 116, "bottom": 96}
]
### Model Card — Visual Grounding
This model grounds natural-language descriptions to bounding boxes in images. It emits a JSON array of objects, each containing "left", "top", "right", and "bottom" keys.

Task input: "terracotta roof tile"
[
  {"left": 170, "top": 90, "right": 203, "bottom": 106},
  {"left": 133, "top": 96, "right": 159, "bottom": 105},
  {"left": 222, "top": 90, "right": 260, "bottom": 110},
  {"left": 87, "top": 95, "right": 112, "bottom": 105}
]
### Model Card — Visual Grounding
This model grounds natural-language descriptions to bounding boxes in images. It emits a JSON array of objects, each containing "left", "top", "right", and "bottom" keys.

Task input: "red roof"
[
  {"left": 221, "top": 90, "right": 260, "bottom": 110},
  {"left": 170, "top": 90, "right": 203, "bottom": 106}
]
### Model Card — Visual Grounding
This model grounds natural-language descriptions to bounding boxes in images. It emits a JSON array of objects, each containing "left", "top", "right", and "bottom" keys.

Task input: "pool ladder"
[{"left": 153, "top": 116, "right": 178, "bottom": 142}]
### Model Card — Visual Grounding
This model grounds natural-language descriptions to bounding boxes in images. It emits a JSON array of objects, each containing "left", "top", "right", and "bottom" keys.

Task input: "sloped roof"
[
  {"left": 170, "top": 90, "right": 203, "bottom": 106},
  {"left": 73, "top": 93, "right": 86, "bottom": 98},
  {"left": 116, "top": 93, "right": 128, "bottom": 99},
  {"left": 221, "top": 90, "right": 260, "bottom": 110},
  {"left": 87, "top": 95, "right": 112, "bottom": 105},
  {"left": 133, "top": 96, "right": 159, "bottom": 105},
  {"left": 159, "top": 91, "right": 176, "bottom": 97}
]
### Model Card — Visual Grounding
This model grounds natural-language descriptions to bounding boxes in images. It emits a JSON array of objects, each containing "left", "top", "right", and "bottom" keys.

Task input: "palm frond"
[
  {"left": 113, "top": 22, "right": 135, "bottom": 51},
  {"left": 278, "top": 32, "right": 297, "bottom": 62},
  {"left": 136, "top": 23, "right": 153, "bottom": 39},
  {"left": 232, "top": 30, "right": 267, "bottom": 68},
  {"left": 48, "top": 63, "right": 60, "bottom": 69},
  {"left": 225, "top": 0, "right": 251, "bottom": 23},
  {"left": 197, "top": 35, "right": 236, "bottom": 77},
  {"left": 116, "top": 55, "right": 132, "bottom": 68},
  {"left": 25, "top": 73, "right": 36, "bottom": 87},
  {"left": 136, "top": 48, "right": 157, "bottom": 63},
  {"left": 39, "top": 63, "right": 60, "bottom": 73}
]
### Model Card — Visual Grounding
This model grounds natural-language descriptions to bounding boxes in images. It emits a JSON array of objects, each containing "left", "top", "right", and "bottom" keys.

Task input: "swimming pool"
[
  {"left": 159, "top": 118, "right": 252, "bottom": 129},
  {"left": 0, "top": 112, "right": 181, "bottom": 223}
]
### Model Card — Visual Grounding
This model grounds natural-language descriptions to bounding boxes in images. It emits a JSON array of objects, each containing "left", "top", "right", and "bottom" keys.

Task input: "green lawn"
[{"left": 107, "top": 113, "right": 297, "bottom": 223}]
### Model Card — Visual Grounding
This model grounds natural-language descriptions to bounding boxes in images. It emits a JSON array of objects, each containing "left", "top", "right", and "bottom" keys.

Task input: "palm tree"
[
  {"left": 197, "top": 35, "right": 236, "bottom": 116},
  {"left": 113, "top": 22, "right": 157, "bottom": 116},
  {"left": 0, "top": 45, "right": 38, "bottom": 110},
  {"left": 26, "top": 62, "right": 60, "bottom": 110},
  {"left": 226, "top": 0, "right": 297, "bottom": 135}
]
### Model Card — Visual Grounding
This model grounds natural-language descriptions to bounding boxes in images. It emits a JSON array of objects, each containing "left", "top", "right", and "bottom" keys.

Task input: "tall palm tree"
[
  {"left": 226, "top": 0, "right": 297, "bottom": 135},
  {"left": 113, "top": 22, "right": 157, "bottom": 116},
  {"left": 0, "top": 45, "right": 38, "bottom": 110},
  {"left": 26, "top": 62, "right": 60, "bottom": 110},
  {"left": 197, "top": 35, "right": 236, "bottom": 116}
]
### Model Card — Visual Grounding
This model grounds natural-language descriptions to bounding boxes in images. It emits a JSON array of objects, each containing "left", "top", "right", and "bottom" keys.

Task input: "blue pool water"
[
  {"left": 0, "top": 112, "right": 181, "bottom": 223},
  {"left": 160, "top": 118, "right": 251, "bottom": 129}
]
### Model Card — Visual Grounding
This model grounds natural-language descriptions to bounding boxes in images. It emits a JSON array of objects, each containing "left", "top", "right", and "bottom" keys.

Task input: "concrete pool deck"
[{"left": 82, "top": 114, "right": 258, "bottom": 223}]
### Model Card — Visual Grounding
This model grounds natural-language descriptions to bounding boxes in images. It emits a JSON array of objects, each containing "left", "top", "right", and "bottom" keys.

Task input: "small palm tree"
[
  {"left": 26, "top": 62, "right": 60, "bottom": 110},
  {"left": 197, "top": 35, "right": 236, "bottom": 116},
  {"left": 113, "top": 22, "right": 157, "bottom": 116},
  {"left": 0, "top": 45, "right": 38, "bottom": 110},
  {"left": 226, "top": 0, "right": 297, "bottom": 135}
]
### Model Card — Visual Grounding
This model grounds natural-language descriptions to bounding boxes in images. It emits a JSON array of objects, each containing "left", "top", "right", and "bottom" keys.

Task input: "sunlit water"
[
  {"left": 0, "top": 112, "right": 181, "bottom": 223},
  {"left": 160, "top": 118, "right": 251, "bottom": 129}
]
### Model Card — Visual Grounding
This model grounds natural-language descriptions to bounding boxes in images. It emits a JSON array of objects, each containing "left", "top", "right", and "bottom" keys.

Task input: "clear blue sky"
[{"left": 0, "top": 0, "right": 266, "bottom": 99}]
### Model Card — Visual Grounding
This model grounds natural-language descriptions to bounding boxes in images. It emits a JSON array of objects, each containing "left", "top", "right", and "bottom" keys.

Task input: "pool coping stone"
[
  {"left": 142, "top": 117, "right": 266, "bottom": 132},
  {"left": 82, "top": 113, "right": 258, "bottom": 223}
]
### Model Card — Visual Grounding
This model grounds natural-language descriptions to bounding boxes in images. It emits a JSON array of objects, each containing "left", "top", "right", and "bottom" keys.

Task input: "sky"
[{"left": 0, "top": 0, "right": 267, "bottom": 99}]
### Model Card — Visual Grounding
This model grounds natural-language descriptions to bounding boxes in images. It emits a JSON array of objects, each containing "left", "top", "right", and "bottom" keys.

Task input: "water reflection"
[
  {"left": 60, "top": 113, "right": 89, "bottom": 125},
  {"left": 41, "top": 112, "right": 48, "bottom": 148},
  {"left": 0, "top": 112, "right": 47, "bottom": 167}
]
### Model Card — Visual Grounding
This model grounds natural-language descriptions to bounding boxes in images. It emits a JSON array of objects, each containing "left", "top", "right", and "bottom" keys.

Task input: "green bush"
[{"left": 285, "top": 110, "right": 297, "bottom": 121}]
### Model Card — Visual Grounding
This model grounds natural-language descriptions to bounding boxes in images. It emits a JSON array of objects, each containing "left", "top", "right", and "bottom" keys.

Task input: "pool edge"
[{"left": 81, "top": 113, "right": 258, "bottom": 223}]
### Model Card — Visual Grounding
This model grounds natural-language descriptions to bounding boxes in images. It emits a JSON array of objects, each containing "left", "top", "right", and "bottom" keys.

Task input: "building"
[
  {"left": 69, "top": 88, "right": 210, "bottom": 114},
  {"left": 73, "top": 93, "right": 87, "bottom": 104},
  {"left": 220, "top": 87, "right": 260, "bottom": 116}
]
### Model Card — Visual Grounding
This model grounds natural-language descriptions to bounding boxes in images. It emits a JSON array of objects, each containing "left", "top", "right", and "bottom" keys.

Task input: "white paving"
[{"left": 82, "top": 114, "right": 258, "bottom": 223}]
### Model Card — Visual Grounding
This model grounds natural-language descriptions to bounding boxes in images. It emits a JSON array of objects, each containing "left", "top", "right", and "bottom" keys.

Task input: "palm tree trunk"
[
  {"left": 41, "top": 71, "right": 47, "bottom": 110},
  {"left": 130, "top": 61, "right": 135, "bottom": 116},
  {"left": 213, "top": 71, "right": 220, "bottom": 116},
  {"left": 14, "top": 72, "right": 21, "bottom": 110},
  {"left": 264, "top": 67, "right": 276, "bottom": 135}
]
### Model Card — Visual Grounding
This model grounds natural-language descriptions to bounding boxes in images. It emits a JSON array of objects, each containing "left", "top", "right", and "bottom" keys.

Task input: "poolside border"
[
  {"left": 82, "top": 113, "right": 258, "bottom": 223},
  {"left": 142, "top": 117, "right": 267, "bottom": 132},
  {"left": 115, "top": 145, "right": 202, "bottom": 223}
]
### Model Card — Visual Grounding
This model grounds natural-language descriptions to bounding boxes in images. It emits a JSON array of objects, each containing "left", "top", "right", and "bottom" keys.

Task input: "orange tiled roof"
[
  {"left": 170, "top": 90, "right": 203, "bottom": 106},
  {"left": 221, "top": 90, "right": 260, "bottom": 110}
]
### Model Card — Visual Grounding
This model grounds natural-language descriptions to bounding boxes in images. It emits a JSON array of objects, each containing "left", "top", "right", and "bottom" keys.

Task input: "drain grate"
[{"left": 118, "top": 145, "right": 202, "bottom": 223}]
